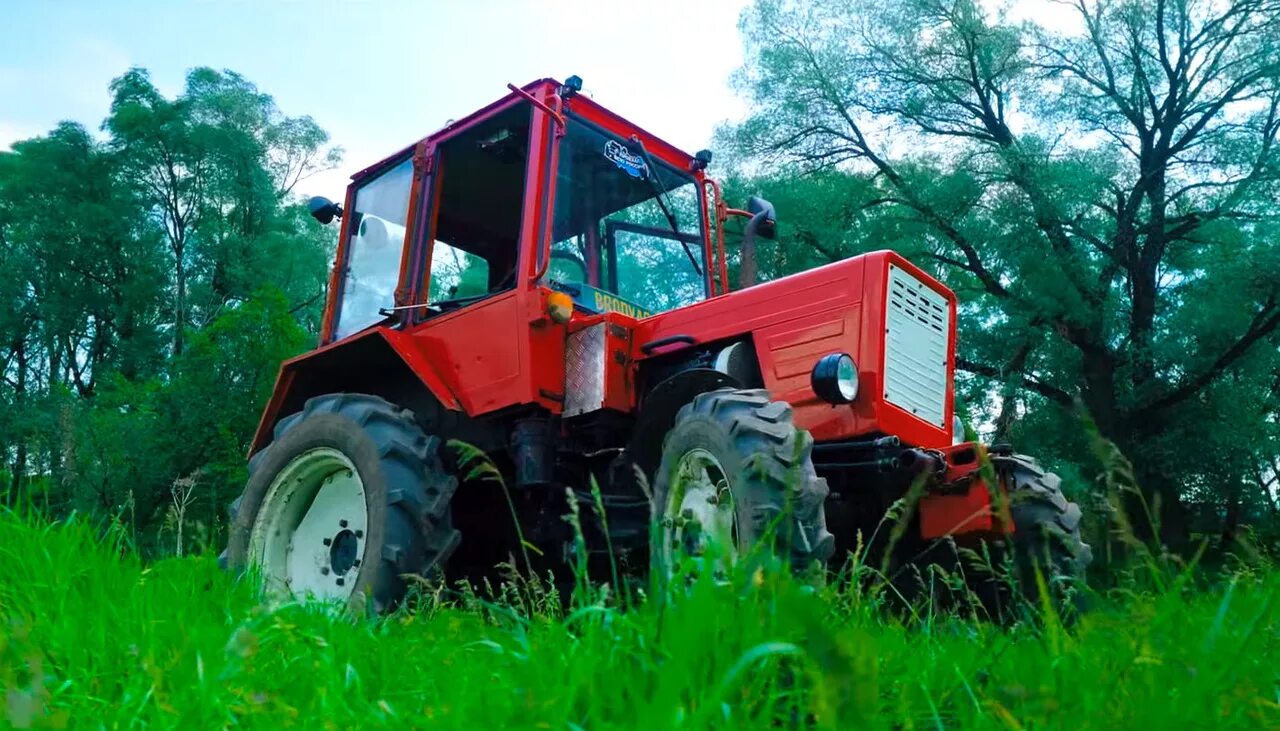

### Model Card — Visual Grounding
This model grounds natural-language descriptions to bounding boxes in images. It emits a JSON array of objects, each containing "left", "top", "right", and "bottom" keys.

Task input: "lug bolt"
[
  {"left": 321, "top": 567, "right": 330, "bottom": 576},
  {"left": 339, "top": 519, "right": 349, "bottom": 528},
  {"left": 355, "top": 529, "right": 363, "bottom": 539},
  {"left": 336, "top": 578, "right": 345, "bottom": 586},
  {"left": 323, "top": 537, "right": 332, "bottom": 546},
  {"left": 353, "top": 559, "right": 361, "bottom": 568}
]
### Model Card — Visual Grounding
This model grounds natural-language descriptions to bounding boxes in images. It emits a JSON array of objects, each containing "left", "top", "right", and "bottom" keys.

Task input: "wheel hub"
[
  {"left": 328, "top": 529, "right": 360, "bottom": 575},
  {"left": 662, "top": 448, "right": 738, "bottom": 575},
  {"left": 248, "top": 448, "right": 369, "bottom": 602}
]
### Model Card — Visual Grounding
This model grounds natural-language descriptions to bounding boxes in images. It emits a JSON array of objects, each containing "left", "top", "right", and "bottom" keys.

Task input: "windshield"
[{"left": 546, "top": 118, "right": 706, "bottom": 319}]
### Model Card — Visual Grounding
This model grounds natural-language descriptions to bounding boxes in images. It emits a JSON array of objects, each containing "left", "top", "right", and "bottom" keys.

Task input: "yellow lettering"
[{"left": 586, "top": 289, "right": 653, "bottom": 319}]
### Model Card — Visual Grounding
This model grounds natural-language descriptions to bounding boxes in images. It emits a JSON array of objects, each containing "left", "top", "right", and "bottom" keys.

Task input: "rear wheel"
[
  {"left": 650, "top": 388, "right": 835, "bottom": 582},
  {"left": 225, "top": 394, "right": 460, "bottom": 612}
]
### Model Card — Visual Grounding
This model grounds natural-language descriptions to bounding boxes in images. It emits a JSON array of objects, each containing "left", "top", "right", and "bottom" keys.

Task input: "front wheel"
[
  {"left": 225, "top": 394, "right": 460, "bottom": 612},
  {"left": 892, "top": 453, "right": 1091, "bottom": 621},
  {"left": 998, "top": 453, "right": 1092, "bottom": 603},
  {"left": 650, "top": 389, "right": 835, "bottom": 582}
]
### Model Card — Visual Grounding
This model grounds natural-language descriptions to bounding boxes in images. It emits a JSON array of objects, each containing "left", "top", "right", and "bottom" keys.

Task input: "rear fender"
[{"left": 249, "top": 327, "right": 462, "bottom": 456}]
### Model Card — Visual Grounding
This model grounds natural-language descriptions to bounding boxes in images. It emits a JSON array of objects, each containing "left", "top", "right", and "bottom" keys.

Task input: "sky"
[{"left": 0, "top": 0, "right": 752, "bottom": 199}]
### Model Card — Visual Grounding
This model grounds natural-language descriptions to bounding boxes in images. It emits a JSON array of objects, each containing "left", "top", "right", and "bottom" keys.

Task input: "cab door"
[{"left": 400, "top": 100, "right": 547, "bottom": 415}]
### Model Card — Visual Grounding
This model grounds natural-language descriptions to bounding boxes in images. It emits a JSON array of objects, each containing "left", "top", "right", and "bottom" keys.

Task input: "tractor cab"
[
  {"left": 543, "top": 112, "right": 710, "bottom": 320},
  {"left": 314, "top": 78, "right": 725, "bottom": 347}
]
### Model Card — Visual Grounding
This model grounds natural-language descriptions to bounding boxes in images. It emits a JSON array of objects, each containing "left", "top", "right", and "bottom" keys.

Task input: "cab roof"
[{"left": 351, "top": 78, "right": 699, "bottom": 184}]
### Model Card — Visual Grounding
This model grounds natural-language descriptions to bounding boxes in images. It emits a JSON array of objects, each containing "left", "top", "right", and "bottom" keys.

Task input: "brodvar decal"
[
  {"left": 604, "top": 139, "right": 648, "bottom": 179},
  {"left": 591, "top": 290, "right": 653, "bottom": 320},
  {"left": 569, "top": 282, "right": 655, "bottom": 320}
]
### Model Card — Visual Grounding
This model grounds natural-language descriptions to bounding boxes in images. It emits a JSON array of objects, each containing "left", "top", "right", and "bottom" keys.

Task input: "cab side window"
[
  {"left": 422, "top": 105, "right": 532, "bottom": 308},
  {"left": 334, "top": 158, "right": 413, "bottom": 340}
]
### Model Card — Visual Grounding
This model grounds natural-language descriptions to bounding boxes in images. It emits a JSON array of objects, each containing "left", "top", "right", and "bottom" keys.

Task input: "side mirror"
[
  {"left": 738, "top": 195, "right": 777, "bottom": 289},
  {"left": 746, "top": 195, "right": 776, "bottom": 240},
  {"left": 308, "top": 196, "right": 344, "bottom": 225}
]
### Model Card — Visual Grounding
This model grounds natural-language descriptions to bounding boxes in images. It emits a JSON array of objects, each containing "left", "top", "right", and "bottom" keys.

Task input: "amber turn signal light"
[{"left": 546, "top": 291, "right": 573, "bottom": 324}]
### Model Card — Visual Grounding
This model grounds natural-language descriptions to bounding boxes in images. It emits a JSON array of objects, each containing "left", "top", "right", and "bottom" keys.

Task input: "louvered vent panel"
[{"left": 884, "top": 265, "right": 951, "bottom": 427}]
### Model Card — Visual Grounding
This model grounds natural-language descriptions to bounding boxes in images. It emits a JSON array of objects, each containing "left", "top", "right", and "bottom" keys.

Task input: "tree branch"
[
  {"left": 1146, "top": 298, "right": 1280, "bottom": 413},
  {"left": 956, "top": 356, "right": 1075, "bottom": 407}
]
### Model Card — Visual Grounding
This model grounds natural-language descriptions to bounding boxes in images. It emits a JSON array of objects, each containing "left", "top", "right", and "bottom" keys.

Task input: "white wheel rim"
[
  {"left": 248, "top": 447, "right": 369, "bottom": 602},
  {"left": 661, "top": 448, "right": 738, "bottom": 576}
]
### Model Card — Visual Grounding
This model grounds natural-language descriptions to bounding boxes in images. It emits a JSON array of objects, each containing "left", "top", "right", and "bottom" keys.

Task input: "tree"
[
  {"left": 105, "top": 67, "right": 340, "bottom": 357},
  {"left": 727, "top": 0, "right": 1280, "bottom": 544},
  {"left": 0, "top": 66, "right": 337, "bottom": 546},
  {"left": 0, "top": 123, "right": 167, "bottom": 503}
]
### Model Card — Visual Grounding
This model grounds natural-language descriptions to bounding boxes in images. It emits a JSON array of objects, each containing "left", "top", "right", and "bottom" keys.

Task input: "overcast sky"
[{"left": 0, "top": 0, "right": 752, "bottom": 198}]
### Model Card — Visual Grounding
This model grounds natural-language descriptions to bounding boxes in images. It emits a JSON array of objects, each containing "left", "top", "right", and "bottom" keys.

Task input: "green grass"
[{"left": 1, "top": 510, "right": 1277, "bottom": 730}]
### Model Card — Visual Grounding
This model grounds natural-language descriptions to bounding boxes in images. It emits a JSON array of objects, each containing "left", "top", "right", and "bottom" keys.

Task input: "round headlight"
[{"left": 811, "top": 353, "right": 859, "bottom": 404}]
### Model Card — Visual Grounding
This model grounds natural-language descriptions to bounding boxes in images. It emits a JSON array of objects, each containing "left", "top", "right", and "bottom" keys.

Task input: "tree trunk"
[
  {"left": 173, "top": 238, "right": 186, "bottom": 357},
  {"left": 8, "top": 337, "right": 27, "bottom": 507},
  {"left": 1125, "top": 430, "right": 1190, "bottom": 551},
  {"left": 1222, "top": 475, "right": 1242, "bottom": 546}
]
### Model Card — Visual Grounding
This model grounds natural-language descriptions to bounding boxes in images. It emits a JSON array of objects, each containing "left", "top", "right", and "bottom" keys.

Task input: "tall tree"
[
  {"left": 0, "top": 65, "right": 337, "bottom": 543},
  {"left": 105, "top": 67, "right": 340, "bottom": 356},
  {"left": 727, "top": 0, "right": 1280, "bottom": 543}
]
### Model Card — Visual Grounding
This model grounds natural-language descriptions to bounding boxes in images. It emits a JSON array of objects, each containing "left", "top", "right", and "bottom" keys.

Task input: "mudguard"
[{"left": 249, "top": 327, "right": 462, "bottom": 456}]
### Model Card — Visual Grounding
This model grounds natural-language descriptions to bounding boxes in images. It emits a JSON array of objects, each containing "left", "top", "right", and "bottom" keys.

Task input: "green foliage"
[
  {"left": 0, "top": 66, "right": 337, "bottom": 550},
  {"left": 724, "top": 0, "right": 1280, "bottom": 544},
  {"left": 1, "top": 509, "right": 1277, "bottom": 728}
]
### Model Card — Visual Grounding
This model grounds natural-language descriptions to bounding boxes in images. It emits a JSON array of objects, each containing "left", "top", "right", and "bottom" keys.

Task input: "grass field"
[{"left": 1, "top": 510, "right": 1277, "bottom": 730}]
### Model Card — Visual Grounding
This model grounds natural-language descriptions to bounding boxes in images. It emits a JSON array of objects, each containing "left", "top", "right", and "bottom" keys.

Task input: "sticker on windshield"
[{"left": 604, "top": 140, "right": 648, "bottom": 179}]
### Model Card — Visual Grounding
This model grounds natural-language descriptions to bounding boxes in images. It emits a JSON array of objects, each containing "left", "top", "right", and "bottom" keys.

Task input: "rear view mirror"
[
  {"left": 746, "top": 196, "right": 776, "bottom": 240},
  {"left": 308, "top": 196, "right": 344, "bottom": 225},
  {"left": 738, "top": 195, "right": 778, "bottom": 288}
]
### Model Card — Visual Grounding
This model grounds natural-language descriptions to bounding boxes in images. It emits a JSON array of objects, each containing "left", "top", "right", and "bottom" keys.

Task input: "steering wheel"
[
  {"left": 486, "top": 250, "right": 586, "bottom": 294},
  {"left": 550, "top": 249, "right": 588, "bottom": 282}
]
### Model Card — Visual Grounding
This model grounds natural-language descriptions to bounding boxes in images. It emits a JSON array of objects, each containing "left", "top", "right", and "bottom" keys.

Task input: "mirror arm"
[{"left": 506, "top": 84, "right": 566, "bottom": 133}]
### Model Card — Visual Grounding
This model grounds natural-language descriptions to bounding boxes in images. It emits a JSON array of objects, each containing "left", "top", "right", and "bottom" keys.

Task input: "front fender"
[{"left": 628, "top": 368, "right": 737, "bottom": 471}]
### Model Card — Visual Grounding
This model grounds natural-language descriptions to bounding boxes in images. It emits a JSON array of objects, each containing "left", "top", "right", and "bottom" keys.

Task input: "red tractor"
[{"left": 223, "top": 77, "right": 1089, "bottom": 611}]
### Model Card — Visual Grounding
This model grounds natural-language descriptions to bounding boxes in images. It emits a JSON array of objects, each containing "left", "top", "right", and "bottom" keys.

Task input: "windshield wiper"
[{"left": 628, "top": 135, "right": 703, "bottom": 277}]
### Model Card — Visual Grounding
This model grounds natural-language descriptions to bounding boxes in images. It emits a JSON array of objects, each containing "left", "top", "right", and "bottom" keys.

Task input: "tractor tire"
[
  {"left": 892, "top": 454, "right": 1090, "bottom": 621},
  {"left": 997, "top": 453, "right": 1092, "bottom": 603},
  {"left": 650, "top": 388, "right": 835, "bottom": 581},
  {"left": 224, "top": 394, "right": 460, "bottom": 613}
]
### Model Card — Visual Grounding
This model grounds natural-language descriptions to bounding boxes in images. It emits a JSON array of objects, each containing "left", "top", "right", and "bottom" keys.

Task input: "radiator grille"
[{"left": 884, "top": 265, "right": 951, "bottom": 427}]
